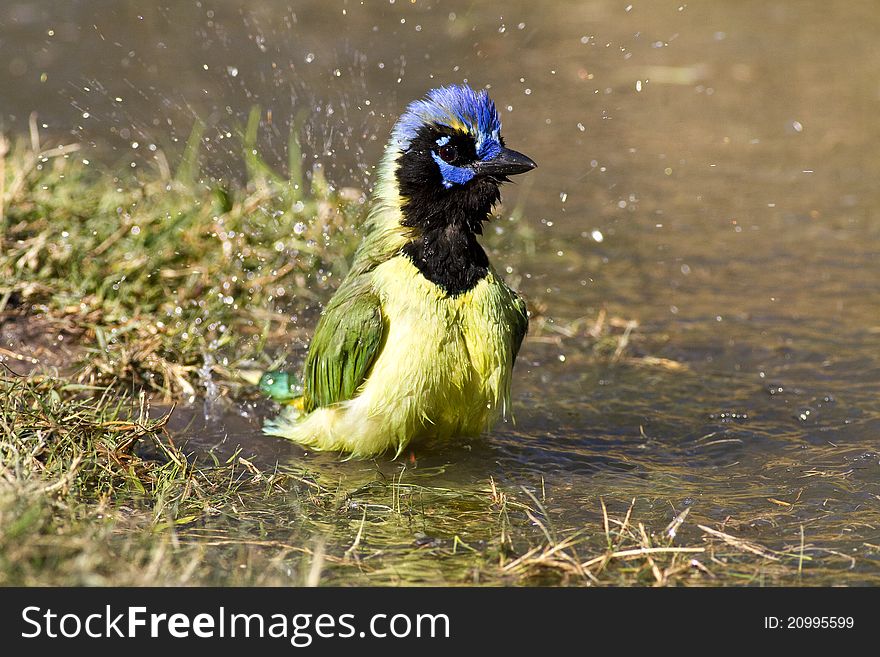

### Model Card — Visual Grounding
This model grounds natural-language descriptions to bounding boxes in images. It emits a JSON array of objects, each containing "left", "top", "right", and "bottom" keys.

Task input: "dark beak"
[{"left": 473, "top": 147, "right": 537, "bottom": 177}]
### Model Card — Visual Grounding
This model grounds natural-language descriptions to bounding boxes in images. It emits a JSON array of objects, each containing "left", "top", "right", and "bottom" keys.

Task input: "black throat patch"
[
  {"left": 396, "top": 124, "right": 502, "bottom": 296},
  {"left": 401, "top": 226, "right": 489, "bottom": 296}
]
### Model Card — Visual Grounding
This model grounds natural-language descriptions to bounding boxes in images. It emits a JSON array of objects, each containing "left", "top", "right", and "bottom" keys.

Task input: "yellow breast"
[{"left": 366, "top": 255, "right": 519, "bottom": 438}]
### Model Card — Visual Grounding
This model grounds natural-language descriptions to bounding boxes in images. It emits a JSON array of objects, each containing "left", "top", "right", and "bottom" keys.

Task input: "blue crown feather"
[{"left": 392, "top": 84, "right": 502, "bottom": 152}]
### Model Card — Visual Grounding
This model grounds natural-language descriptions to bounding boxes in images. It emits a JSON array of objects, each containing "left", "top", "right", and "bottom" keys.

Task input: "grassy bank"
[
  {"left": 0, "top": 119, "right": 363, "bottom": 397},
  {"left": 0, "top": 129, "right": 833, "bottom": 586}
]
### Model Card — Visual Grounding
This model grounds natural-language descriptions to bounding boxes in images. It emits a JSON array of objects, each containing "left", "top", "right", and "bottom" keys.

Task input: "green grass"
[
  {"left": 0, "top": 116, "right": 362, "bottom": 398},
  {"left": 0, "top": 126, "right": 857, "bottom": 587}
]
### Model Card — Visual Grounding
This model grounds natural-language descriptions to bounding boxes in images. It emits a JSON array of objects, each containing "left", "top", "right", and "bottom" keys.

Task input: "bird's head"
[{"left": 387, "top": 84, "right": 536, "bottom": 235}]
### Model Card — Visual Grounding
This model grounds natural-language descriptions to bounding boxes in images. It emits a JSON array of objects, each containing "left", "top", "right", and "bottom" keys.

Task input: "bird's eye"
[{"left": 438, "top": 143, "right": 457, "bottom": 163}]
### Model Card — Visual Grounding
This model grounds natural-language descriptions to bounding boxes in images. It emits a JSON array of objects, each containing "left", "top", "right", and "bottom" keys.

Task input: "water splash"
[{"left": 198, "top": 348, "right": 222, "bottom": 422}]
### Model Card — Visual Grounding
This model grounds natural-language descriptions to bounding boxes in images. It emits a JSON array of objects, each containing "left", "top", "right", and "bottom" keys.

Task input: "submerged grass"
[
  {"left": 0, "top": 126, "right": 866, "bottom": 586},
  {"left": 3, "top": 376, "right": 860, "bottom": 586}
]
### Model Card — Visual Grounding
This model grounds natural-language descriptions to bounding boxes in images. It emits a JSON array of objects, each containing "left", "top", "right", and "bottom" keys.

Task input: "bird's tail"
[
  {"left": 255, "top": 370, "right": 313, "bottom": 445},
  {"left": 257, "top": 370, "right": 304, "bottom": 406},
  {"left": 263, "top": 402, "right": 307, "bottom": 438}
]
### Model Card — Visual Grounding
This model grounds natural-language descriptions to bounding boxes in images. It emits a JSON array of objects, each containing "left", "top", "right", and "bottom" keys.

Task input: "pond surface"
[{"left": 3, "top": 1, "right": 879, "bottom": 584}]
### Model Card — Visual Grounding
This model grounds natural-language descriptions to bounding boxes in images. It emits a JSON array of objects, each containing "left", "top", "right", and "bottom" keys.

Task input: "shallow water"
[{"left": 3, "top": 1, "right": 880, "bottom": 583}]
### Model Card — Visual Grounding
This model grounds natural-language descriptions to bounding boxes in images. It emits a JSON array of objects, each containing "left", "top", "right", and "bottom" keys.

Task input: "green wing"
[
  {"left": 512, "top": 293, "right": 529, "bottom": 363},
  {"left": 302, "top": 282, "right": 385, "bottom": 412}
]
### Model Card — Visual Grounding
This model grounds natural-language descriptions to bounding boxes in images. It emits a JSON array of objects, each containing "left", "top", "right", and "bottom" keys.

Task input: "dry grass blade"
[
  {"left": 698, "top": 525, "right": 781, "bottom": 561},
  {"left": 580, "top": 546, "right": 705, "bottom": 570},
  {"left": 665, "top": 507, "right": 690, "bottom": 540}
]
